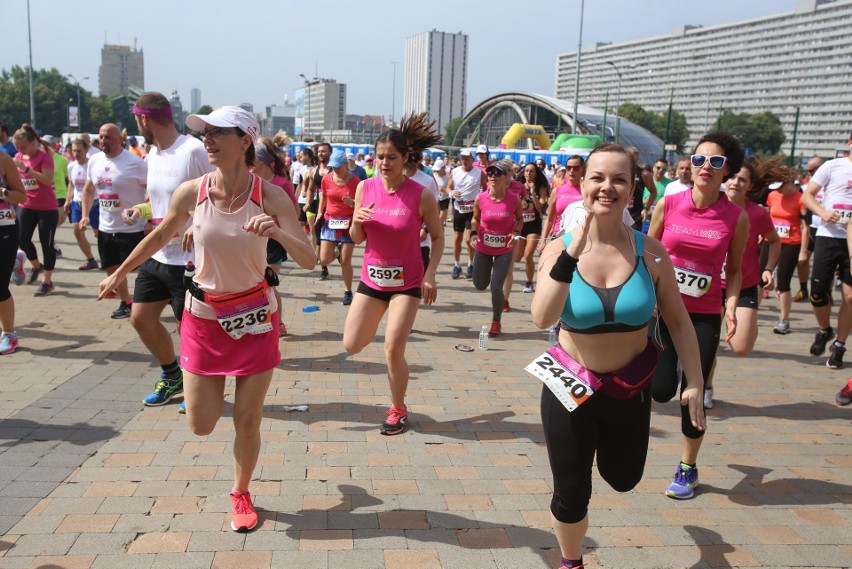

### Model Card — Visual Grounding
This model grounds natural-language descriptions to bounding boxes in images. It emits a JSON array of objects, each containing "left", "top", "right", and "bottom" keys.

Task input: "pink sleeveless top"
[
  {"left": 475, "top": 190, "right": 517, "bottom": 256},
  {"left": 359, "top": 176, "right": 425, "bottom": 292},
  {"left": 193, "top": 173, "right": 268, "bottom": 295},
  {"left": 661, "top": 190, "right": 740, "bottom": 314},
  {"left": 721, "top": 200, "right": 773, "bottom": 289},
  {"left": 552, "top": 182, "right": 582, "bottom": 235}
]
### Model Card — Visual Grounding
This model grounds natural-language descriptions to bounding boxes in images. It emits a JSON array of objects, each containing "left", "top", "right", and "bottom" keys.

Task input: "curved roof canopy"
[{"left": 453, "top": 91, "right": 663, "bottom": 165}]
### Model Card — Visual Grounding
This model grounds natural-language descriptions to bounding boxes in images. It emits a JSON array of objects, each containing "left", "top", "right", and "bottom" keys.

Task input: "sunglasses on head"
[{"left": 691, "top": 154, "right": 727, "bottom": 169}]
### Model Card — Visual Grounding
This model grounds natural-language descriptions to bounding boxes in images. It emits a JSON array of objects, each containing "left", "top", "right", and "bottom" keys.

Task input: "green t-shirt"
[
  {"left": 52, "top": 152, "right": 69, "bottom": 200},
  {"left": 643, "top": 178, "right": 671, "bottom": 205}
]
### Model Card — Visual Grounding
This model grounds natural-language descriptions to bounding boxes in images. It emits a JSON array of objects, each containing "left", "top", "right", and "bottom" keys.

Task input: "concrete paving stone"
[
  {"left": 111, "top": 513, "right": 173, "bottom": 534},
  {"left": 0, "top": 557, "right": 34, "bottom": 569},
  {"left": 67, "top": 532, "right": 136, "bottom": 555},
  {"left": 403, "top": 528, "right": 459, "bottom": 549},
  {"left": 0, "top": 482, "right": 60, "bottom": 498},
  {"left": 38, "top": 497, "right": 103, "bottom": 516},
  {"left": 151, "top": 552, "right": 215, "bottom": 569},
  {"left": 269, "top": 551, "right": 327, "bottom": 569},
  {"left": 95, "top": 496, "right": 154, "bottom": 514},
  {"left": 186, "top": 531, "right": 247, "bottom": 552},
  {"left": 6, "top": 515, "right": 64, "bottom": 535},
  {"left": 3, "top": 533, "right": 78, "bottom": 557},
  {"left": 89, "top": 554, "right": 155, "bottom": 569}
]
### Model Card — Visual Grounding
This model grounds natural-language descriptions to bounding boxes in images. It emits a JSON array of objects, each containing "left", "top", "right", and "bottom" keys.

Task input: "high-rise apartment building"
[
  {"left": 297, "top": 78, "right": 347, "bottom": 135},
  {"left": 403, "top": 30, "right": 468, "bottom": 137},
  {"left": 98, "top": 44, "right": 144, "bottom": 97},
  {"left": 554, "top": 0, "right": 852, "bottom": 157}
]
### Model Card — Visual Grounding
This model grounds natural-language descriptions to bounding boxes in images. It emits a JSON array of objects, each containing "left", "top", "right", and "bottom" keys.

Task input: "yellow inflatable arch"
[{"left": 500, "top": 124, "right": 551, "bottom": 150}]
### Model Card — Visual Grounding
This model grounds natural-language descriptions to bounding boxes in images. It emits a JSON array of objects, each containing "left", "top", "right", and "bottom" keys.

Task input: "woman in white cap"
[{"left": 97, "top": 106, "right": 315, "bottom": 533}]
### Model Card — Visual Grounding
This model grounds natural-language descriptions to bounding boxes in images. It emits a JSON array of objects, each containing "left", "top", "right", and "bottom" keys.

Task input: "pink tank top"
[
  {"left": 359, "top": 176, "right": 424, "bottom": 292},
  {"left": 17, "top": 150, "right": 58, "bottom": 211},
  {"left": 270, "top": 174, "right": 297, "bottom": 207},
  {"left": 552, "top": 182, "right": 582, "bottom": 235},
  {"left": 193, "top": 174, "right": 268, "bottom": 295},
  {"left": 476, "top": 190, "right": 517, "bottom": 256},
  {"left": 721, "top": 201, "right": 773, "bottom": 289},
  {"left": 661, "top": 190, "right": 740, "bottom": 314}
]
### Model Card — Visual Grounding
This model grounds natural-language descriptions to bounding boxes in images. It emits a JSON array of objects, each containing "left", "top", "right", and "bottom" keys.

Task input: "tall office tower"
[
  {"left": 99, "top": 44, "right": 144, "bottom": 97},
  {"left": 403, "top": 30, "right": 468, "bottom": 137},
  {"left": 190, "top": 88, "right": 201, "bottom": 114}
]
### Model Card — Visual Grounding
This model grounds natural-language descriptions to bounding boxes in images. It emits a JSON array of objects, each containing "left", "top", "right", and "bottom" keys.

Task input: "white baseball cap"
[
  {"left": 433, "top": 159, "right": 445, "bottom": 170},
  {"left": 460, "top": 148, "right": 474, "bottom": 157},
  {"left": 476, "top": 144, "right": 488, "bottom": 154},
  {"left": 186, "top": 106, "right": 259, "bottom": 141}
]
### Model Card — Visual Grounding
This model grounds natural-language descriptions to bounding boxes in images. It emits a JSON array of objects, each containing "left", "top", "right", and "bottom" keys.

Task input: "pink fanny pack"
[{"left": 548, "top": 339, "right": 660, "bottom": 400}]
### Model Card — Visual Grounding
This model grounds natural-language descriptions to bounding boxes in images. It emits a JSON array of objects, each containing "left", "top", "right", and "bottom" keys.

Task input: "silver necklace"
[{"left": 213, "top": 173, "right": 253, "bottom": 213}]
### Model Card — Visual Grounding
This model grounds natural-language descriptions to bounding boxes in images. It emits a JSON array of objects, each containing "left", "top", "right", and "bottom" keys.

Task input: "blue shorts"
[
  {"left": 70, "top": 200, "right": 99, "bottom": 230},
  {"left": 319, "top": 219, "right": 354, "bottom": 243}
]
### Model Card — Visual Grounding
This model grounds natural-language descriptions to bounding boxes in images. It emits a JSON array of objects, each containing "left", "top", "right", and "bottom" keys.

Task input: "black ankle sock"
[
  {"left": 161, "top": 360, "right": 181, "bottom": 379},
  {"left": 561, "top": 557, "right": 583, "bottom": 568}
]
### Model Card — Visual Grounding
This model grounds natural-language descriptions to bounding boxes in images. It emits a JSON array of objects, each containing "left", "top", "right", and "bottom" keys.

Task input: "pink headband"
[{"left": 132, "top": 104, "right": 173, "bottom": 118}]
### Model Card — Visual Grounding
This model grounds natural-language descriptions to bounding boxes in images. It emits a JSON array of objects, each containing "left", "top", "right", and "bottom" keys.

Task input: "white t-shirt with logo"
[
  {"left": 411, "top": 169, "right": 439, "bottom": 248},
  {"left": 67, "top": 161, "right": 89, "bottom": 202},
  {"left": 812, "top": 157, "right": 852, "bottom": 239},
  {"left": 451, "top": 166, "right": 482, "bottom": 208},
  {"left": 86, "top": 149, "right": 147, "bottom": 233},
  {"left": 147, "top": 135, "right": 214, "bottom": 266}
]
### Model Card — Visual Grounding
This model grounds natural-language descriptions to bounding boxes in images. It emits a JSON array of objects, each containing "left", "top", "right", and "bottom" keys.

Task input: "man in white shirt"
[
  {"left": 126, "top": 92, "right": 214, "bottom": 410},
  {"left": 446, "top": 148, "right": 486, "bottom": 279},
  {"left": 664, "top": 158, "right": 692, "bottom": 197},
  {"left": 801, "top": 133, "right": 852, "bottom": 376},
  {"left": 80, "top": 123, "right": 147, "bottom": 319}
]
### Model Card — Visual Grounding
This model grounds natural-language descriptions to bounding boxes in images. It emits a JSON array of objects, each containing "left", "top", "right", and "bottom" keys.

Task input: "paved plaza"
[{"left": 0, "top": 225, "right": 850, "bottom": 569}]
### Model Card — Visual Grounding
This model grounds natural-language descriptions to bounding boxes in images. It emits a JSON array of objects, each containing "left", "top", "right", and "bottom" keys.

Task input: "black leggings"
[
  {"left": 541, "top": 385, "right": 652, "bottom": 524},
  {"left": 651, "top": 312, "right": 720, "bottom": 439},
  {"left": 472, "top": 250, "right": 513, "bottom": 321},
  {"left": 759, "top": 241, "right": 801, "bottom": 293},
  {"left": 17, "top": 207, "right": 58, "bottom": 271},
  {"left": 0, "top": 225, "right": 18, "bottom": 302}
]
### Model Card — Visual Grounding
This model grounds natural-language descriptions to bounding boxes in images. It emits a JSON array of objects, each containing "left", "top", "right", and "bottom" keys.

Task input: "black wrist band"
[{"left": 550, "top": 250, "right": 579, "bottom": 284}]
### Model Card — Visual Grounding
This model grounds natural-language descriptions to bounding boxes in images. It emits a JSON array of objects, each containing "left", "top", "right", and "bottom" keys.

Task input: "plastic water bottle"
[
  {"left": 548, "top": 323, "right": 558, "bottom": 344},
  {"left": 478, "top": 325, "right": 489, "bottom": 350},
  {"left": 183, "top": 261, "right": 195, "bottom": 288},
  {"left": 302, "top": 305, "right": 320, "bottom": 313}
]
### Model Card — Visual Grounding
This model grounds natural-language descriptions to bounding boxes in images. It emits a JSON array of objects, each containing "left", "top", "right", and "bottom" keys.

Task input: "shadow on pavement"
[
  {"left": 685, "top": 525, "right": 734, "bottom": 568},
  {"left": 702, "top": 464, "right": 852, "bottom": 506},
  {"left": 0, "top": 418, "right": 118, "bottom": 448},
  {"left": 276, "top": 483, "right": 568, "bottom": 565}
]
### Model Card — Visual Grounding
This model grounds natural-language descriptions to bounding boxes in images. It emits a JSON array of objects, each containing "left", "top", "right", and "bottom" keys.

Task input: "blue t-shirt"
[{"left": 1, "top": 141, "right": 16, "bottom": 156}]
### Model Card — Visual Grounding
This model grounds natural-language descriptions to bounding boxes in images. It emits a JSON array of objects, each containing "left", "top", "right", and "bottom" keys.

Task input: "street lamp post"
[
  {"left": 571, "top": 0, "right": 585, "bottom": 134},
  {"left": 299, "top": 73, "right": 312, "bottom": 140},
  {"left": 606, "top": 61, "right": 622, "bottom": 144},
  {"left": 67, "top": 74, "right": 89, "bottom": 132},
  {"left": 391, "top": 61, "right": 399, "bottom": 128}
]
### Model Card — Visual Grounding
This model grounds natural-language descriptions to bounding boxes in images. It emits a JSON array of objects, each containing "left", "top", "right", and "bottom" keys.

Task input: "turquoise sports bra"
[{"left": 559, "top": 231, "right": 656, "bottom": 334}]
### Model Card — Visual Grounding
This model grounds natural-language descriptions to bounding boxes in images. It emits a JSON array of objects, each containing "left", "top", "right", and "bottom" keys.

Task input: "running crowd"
[{"left": 1, "top": 98, "right": 850, "bottom": 566}]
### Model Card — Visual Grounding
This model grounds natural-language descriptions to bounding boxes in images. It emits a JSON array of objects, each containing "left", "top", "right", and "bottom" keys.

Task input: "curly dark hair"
[{"left": 695, "top": 132, "right": 744, "bottom": 183}]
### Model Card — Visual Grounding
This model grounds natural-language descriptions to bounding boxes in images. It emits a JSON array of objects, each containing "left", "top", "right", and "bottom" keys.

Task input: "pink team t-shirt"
[
  {"left": 552, "top": 182, "right": 582, "bottom": 235},
  {"left": 17, "top": 150, "right": 58, "bottom": 210},
  {"left": 359, "top": 177, "right": 425, "bottom": 292},
  {"left": 475, "top": 190, "right": 517, "bottom": 256},
  {"left": 661, "top": 190, "right": 740, "bottom": 314},
  {"left": 721, "top": 201, "right": 774, "bottom": 289}
]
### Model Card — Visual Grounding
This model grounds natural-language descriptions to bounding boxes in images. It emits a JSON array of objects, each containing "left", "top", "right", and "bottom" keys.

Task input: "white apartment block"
[
  {"left": 555, "top": 0, "right": 852, "bottom": 158},
  {"left": 404, "top": 30, "right": 468, "bottom": 137}
]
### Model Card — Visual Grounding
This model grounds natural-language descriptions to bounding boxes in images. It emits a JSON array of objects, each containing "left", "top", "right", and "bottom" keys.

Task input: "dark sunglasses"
[
  {"left": 565, "top": 165, "right": 582, "bottom": 171},
  {"left": 201, "top": 127, "right": 241, "bottom": 138},
  {"left": 485, "top": 168, "right": 505, "bottom": 177},
  {"left": 654, "top": 165, "right": 667, "bottom": 170},
  {"left": 691, "top": 154, "right": 727, "bottom": 169}
]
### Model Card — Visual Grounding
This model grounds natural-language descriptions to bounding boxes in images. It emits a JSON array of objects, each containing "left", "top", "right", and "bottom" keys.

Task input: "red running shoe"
[
  {"left": 489, "top": 320, "right": 501, "bottom": 337},
  {"left": 230, "top": 490, "right": 258, "bottom": 532}
]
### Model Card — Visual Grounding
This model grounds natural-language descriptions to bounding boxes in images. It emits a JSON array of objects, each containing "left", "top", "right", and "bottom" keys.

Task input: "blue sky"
[{"left": 4, "top": 0, "right": 797, "bottom": 119}]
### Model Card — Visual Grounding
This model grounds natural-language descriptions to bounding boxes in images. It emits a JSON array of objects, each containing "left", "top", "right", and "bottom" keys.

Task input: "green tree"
[
  {"left": 713, "top": 110, "right": 785, "bottom": 156},
  {"left": 0, "top": 65, "right": 116, "bottom": 135},
  {"left": 617, "top": 102, "right": 689, "bottom": 152},
  {"left": 196, "top": 104, "right": 213, "bottom": 115},
  {"left": 445, "top": 116, "right": 463, "bottom": 146}
]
